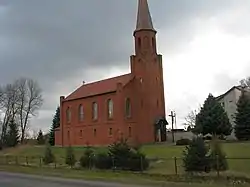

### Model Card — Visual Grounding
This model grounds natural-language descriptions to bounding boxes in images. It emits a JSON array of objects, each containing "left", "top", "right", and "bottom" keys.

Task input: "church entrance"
[{"left": 154, "top": 117, "right": 168, "bottom": 142}]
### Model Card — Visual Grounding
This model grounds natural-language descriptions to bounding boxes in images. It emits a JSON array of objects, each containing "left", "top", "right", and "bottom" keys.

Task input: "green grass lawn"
[
  {"left": 1, "top": 142, "right": 250, "bottom": 176},
  {"left": 0, "top": 165, "right": 245, "bottom": 187}
]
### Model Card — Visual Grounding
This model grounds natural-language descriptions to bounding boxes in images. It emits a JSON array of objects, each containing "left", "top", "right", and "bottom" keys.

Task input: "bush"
[
  {"left": 43, "top": 144, "right": 54, "bottom": 165},
  {"left": 203, "top": 135, "right": 212, "bottom": 141},
  {"left": 176, "top": 138, "right": 191, "bottom": 146},
  {"left": 94, "top": 152, "right": 112, "bottom": 169},
  {"left": 183, "top": 137, "right": 211, "bottom": 173},
  {"left": 210, "top": 139, "right": 228, "bottom": 171},
  {"left": 79, "top": 146, "right": 94, "bottom": 168},
  {"left": 65, "top": 146, "right": 76, "bottom": 167},
  {"left": 108, "top": 138, "right": 149, "bottom": 171},
  {"left": 37, "top": 130, "right": 45, "bottom": 145},
  {"left": 127, "top": 151, "right": 149, "bottom": 171}
]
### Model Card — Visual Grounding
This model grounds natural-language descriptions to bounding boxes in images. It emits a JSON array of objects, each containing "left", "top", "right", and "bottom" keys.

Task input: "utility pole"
[{"left": 169, "top": 111, "right": 176, "bottom": 143}]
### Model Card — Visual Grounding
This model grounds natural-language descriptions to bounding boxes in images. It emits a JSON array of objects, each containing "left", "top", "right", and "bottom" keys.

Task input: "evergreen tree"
[
  {"left": 210, "top": 139, "right": 228, "bottom": 171},
  {"left": 183, "top": 136, "right": 211, "bottom": 173},
  {"left": 49, "top": 106, "right": 60, "bottom": 146},
  {"left": 65, "top": 146, "right": 76, "bottom": 167},
  {"left": 43, "top": 144, "right": 55, "bottom": 164},
  {"left": 6, "top": 119, "right": 19, "bottom": 147},
  {"left": 194, "top": 94, "right": 232, "bottom": 137},
  {"left": 234, "top": 91, "right": 250, "bottom": 140},
  {"left": 37, "top": 130, "right": 45, "bottom": 145}
]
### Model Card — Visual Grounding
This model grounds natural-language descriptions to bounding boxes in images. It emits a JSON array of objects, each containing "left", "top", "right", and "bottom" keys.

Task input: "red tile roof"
[{"left": 65, "top": 73, "right": 133, "bottom": 101}]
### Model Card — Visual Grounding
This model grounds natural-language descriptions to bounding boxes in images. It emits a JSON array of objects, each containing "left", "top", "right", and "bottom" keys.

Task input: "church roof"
[
  {"left": 65, "top": 73, "right": 133, "bottom": 101},
  {"left": 135, "top": 0, "right": 155, "bottom": 32}
]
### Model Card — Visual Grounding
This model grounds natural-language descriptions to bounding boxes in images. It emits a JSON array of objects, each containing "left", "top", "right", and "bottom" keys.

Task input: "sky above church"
[{"left": 0, "top": 0, "right": 250, "bottom": 133}]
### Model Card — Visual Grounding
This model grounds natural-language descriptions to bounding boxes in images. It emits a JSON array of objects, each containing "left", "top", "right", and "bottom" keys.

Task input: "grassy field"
[
  {"left": 1, "top": 142, "right": 250, "bottom": 186},
  {"left": 0, "top": 165, "right": 245, "bottom": 187},
  {"left": 1, "top": 142, "right": 250, "bottom": 176}
]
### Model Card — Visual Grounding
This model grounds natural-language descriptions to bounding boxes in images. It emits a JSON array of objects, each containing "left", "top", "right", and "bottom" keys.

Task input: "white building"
[{"left": 216, "top": 85, "right": 250, "bottom": 139}]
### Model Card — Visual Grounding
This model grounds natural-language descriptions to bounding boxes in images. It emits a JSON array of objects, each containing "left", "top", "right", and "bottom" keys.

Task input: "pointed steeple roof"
[{"left": 134, "top": 0, "right": 156, "bottom": 33}]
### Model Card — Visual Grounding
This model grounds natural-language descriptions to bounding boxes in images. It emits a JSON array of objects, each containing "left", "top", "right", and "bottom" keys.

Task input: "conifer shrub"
[
  {"left": 176, "top": 138, "right": 191, "bottom": 146},
  {"left": 234, "top": 91, "right": 250, "bottom": 140},
  {"left": 183, "top": 137, "right": 211, "bottom": 173},
  {"left": 43, "top": 144, "right": 55, "bottom": 165},
  {"left": 210, "top": 139, "right": 228, "bottom": 171},
  {"left": 127, "top": 150, "right": 149, "bottom": 171},
  {"left": 65, "top": 146, "right": 76, "bottom": 167},
  {"left": 79, "top": 146, "right": 94, "bottom": 168},
  {"left": 94, "top": 152, "right": 112, "bottom": 169},
  {"left": 107, "top": 138, "right": 149, "bottom": 171}
]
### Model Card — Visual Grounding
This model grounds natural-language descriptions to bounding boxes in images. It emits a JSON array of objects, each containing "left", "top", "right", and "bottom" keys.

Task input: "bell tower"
[
  {"left": 134, "top": 0, "right": 157, "bottom": 56},
  {"left": 130, "top": 0, "right": 166, "bottom": 143}
]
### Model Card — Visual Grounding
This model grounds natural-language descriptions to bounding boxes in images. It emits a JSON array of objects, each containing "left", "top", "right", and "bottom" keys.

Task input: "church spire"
[{"left": 134, "top": 0, "right": 156, "bottom": 33}]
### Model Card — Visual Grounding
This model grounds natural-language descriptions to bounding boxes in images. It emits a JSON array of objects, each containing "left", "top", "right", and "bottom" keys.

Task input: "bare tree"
[
  {"left": 17, "top": 78, "right": 43, "bottom": 143},
  {"left": 0, "top": 82, "right": 20, "bottom": 143},
  {"left": 240, "top": 77, "right": 250, "bottom": 88},
  {"left": 184, "top": 110, "right": 197, "bottom": 129}
]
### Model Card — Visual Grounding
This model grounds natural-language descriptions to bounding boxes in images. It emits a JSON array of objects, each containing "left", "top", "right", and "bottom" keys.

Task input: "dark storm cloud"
[{"left": 0, "top": 0, "right": 247, "bottom": 130}]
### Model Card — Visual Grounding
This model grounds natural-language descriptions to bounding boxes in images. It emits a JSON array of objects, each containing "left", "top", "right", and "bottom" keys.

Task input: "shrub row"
[{"left": 43, "top": 138, "right": 149, "bottom": 172}]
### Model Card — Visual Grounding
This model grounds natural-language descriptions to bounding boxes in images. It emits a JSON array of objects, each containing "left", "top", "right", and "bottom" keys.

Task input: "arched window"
[
  {"left": 79, "top": 130, "right": 83, "bottom": 137},
  {"left": 125, "top": 98, "right": 131, "bottom": 118},
  {"left": 66, "top": 107, "right": 71, "bottom": 123},
  {"left": 144, "top": 36, "right": 149, "bottom": 48},
  {"left": 129, "top": 127, "right": 132, "bottom": 137},
  {"left": 67, "top": 131, "right": 70, "bottom": 139},
  {"left": 152, "top": 37, "right": 155, "bottom": 49},
  {"left": 78, "top": 104, "right": 84, "bottom": 121},
  {"left": 94, "top": 129, "right": 97, "bottom": 136},
  {"left": 92, "top": 102, "right": 98, "bottom": 120},
  {"left": 109, "top": 128, "right": 113, "bottom": 135},
  {"left": 107, "top": 99, "right": 114, "bottom": 119},
  {"left": 138, "top": 37, "right": 141, "bottom": 49}
]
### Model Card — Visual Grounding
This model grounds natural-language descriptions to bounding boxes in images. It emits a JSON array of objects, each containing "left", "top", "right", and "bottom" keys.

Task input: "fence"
[{"left": 1, "top": 155, "right": 250, "bottom": 177}]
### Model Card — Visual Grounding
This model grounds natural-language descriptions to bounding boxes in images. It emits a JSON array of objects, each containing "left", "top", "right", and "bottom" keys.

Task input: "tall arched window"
[
  {"left": 107, "top": 99, "right": 114, "bottom": 119},
  {"left": 78, "top": 104, "right": 84, "bottom": 121},
  {"left": 129, "top": 127, "right": 132, "bottom": 137},
  {"left": 92, "top": 102, "right": 98, "bottom": 120},
  {"left": 152, "top": 37, "right": 155, "bottom": 49},
  {"left": 138, "top": 37, "right": 141, "bottom": 49},
  {"left": 125, "top": 98, "right": 131, "bottom": 118},
  {"left": 66, "top": 107, "right": 71, "bottom": 123}
]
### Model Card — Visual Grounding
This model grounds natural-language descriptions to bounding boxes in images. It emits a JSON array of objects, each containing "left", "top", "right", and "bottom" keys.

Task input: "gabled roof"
[
  {"left": 65, "top": 73, "right": 133, "bottom": 101},
  {"left": 216, "top": 85, "right": 243, "bottom": 101}
]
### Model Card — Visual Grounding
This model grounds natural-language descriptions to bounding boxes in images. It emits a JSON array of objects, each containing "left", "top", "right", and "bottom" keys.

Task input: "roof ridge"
[
  {"left": 64, "top": 73, "right": 133, "bottom": 101},
  {"left": 82, "top": 73, "right": 131, "bottom": 87}
]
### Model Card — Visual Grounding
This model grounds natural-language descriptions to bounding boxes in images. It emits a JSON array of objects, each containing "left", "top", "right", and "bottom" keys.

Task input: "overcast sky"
[{"left": 1, "top": 0, "right": 250, "bottom": 133}]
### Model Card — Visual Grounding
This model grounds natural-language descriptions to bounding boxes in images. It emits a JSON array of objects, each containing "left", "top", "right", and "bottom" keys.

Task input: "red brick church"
[{"left": 55, "top": 0, "right": 166, "bottom": 146}]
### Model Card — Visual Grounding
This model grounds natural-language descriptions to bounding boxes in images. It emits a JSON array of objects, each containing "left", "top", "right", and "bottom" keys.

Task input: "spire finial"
[{"left": 135, "top": 0, "right": 156, "bottom": 33}]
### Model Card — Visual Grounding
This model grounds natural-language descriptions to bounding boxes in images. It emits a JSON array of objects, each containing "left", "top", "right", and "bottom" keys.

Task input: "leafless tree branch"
[
  {"left": 0, "top": 78, "right": 43, "bottom": 145},
  {"left": 17, "top": 78, "right": 43, "bottom": 143},
  {"left": 240, "top": 77, "right": 250, "bottom": 88}
]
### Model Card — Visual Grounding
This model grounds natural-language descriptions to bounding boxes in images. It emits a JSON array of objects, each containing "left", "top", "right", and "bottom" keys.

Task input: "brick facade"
[{"left": 55, "top": 0, "right": 166, "bottom": 146}]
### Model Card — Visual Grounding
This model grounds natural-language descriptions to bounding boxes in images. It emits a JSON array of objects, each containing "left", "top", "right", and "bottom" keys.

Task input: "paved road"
[{"left": 0, "top": 172, "right": 148, "bottom": 187}]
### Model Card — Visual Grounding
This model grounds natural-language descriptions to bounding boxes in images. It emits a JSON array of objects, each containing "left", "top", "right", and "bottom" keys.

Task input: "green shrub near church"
[
  {"left": 43, "top": 144, "right": 55, "bottom": 165},
  {"left": 65, "top": 146, "right": 76, "bottom": 167},
  {"left": 183, "top": 137, "right": 211, "bottom": 173},
  {"left": 79, "top": 146, "right": 94, "bottom": 168},
  {"left": 94, "top": 152, "right": 113, "bottom": 169},
  {"left": 80, "top": 138, "right": 149, "bottom": 171},
  {"left": 106, "top": 138, "right": 149, "bottom": 171}
]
